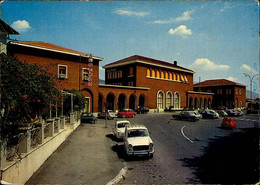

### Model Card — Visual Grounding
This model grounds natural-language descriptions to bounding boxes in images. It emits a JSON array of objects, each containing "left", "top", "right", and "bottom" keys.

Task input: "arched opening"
[
  {"left": 157, "top": 91, "right": 164, "bottom": 109},
  {"left": 204, "top": 98, "right": 207, "bottom": 109},
  {"left": 118, "top": 93, "right": 126, "bottom": 111},
  {"left": 208, "top": 98, "right": 211, "bottom": 109},
  {"left": 139, "top": 94, "right": 146, "bottom": 107},
  {"left": 81, "top": 88, "right": 93, "bottom": 112},
  {"left": 106, "top": 93, "right": 115, "bottom": 111},
  {"left": 166, "top": 91, "right": 173, "bottom": 108},
  {"left": 199, "top": 97, "right": 203, "bottom": 109},
  {"left": 174, "top": 92, "right": 180, "bottom": 109},
  {"left": 189, "top": 97, "right": 193, "bottom": 109},
  {"left": 129, "top": 94, "right": 136, "bottom": 110},
  {"left": 146, "top": 68, "right": 151, "bottom": 77},
  {"left": 98, "top": 93, "right": 104, "bottom": 112},
  {"left": 156, "top": 70, "right": 160, "bottom": 78},
  {"left": 194, "top": 97, "right": 198, "bottom": 109},
  {"left": 151, "top": 69, "right": 155, "bottom": 77}
]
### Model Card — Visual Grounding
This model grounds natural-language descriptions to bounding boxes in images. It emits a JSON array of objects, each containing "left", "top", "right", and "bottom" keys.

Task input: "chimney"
[{"left": 173, "top": 61, "right": 177, "bottom": 66}]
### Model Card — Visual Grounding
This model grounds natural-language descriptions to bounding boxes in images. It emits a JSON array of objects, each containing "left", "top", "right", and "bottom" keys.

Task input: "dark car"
[
  {"left": 135, "top": 107, "right": 149, "bottom": 114},
  {"left": 200, "top": 110, "right": 219, "bottom": 119},
  {"left": 226, "top": 109, "right": 239, "bottom": 117},
  {"left": 221, "top": 117, "right": 236, "bottom": 129},
  {"left": 216, "top": 110, "right": 228, "bottom": 117},
  {"left": 172, "top": 111, "right": 200, "bottom": 122},
  {"left": 80, "top": 112, "right": 97, "bottom": 124}
]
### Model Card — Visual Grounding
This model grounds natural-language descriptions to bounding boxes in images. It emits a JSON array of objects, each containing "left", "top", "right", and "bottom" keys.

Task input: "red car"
[
  {"left": 117, "top": 109, "right": 137, "bottom": 118},
  {"left": 221, "top": 117, "right": 236, "bottom": 129}
]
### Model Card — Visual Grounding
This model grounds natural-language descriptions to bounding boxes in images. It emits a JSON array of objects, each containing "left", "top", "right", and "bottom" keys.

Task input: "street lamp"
[{"left": 244, "top": 73, "right": 259, "bottom": 110}]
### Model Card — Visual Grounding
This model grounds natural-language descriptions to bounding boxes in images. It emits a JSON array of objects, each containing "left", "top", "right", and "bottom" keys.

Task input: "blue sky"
[{"left": 2, "top": 1, "right": 259, "bottom": 94}]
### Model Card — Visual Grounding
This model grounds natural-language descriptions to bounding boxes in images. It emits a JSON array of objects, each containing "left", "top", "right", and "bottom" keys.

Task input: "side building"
[
  {"left": 8, "top": 41, "right": 103, "bottom": 113},
  {"left": 193, "top": 79, "right": 246, "bottom": 109}
]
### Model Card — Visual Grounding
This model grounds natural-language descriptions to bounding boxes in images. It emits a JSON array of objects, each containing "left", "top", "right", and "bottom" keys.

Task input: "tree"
[
  {"left": 62, "top": 89, "right": 86, "bottom": 116},
  {"left": 0, "top": 53, "right": 61, "bottom": 141}
]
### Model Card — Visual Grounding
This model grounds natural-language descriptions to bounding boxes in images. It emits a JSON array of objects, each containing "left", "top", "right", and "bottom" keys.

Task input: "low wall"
[{"left": 1, "top": 120, "right": 80, "bottom": 184}]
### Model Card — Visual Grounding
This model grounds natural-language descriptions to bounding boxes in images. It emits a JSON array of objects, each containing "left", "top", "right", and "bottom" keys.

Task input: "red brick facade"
[
  {"left": 194, "top": 79, "right": 246, "bottom": 109},
  {"left": 8, "top": 41, "right": 214, "bottom": 113}
]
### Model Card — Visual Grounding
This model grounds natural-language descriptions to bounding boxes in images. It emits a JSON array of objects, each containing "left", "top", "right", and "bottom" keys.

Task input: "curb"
[{"left": 106, "top": 167, "right": 127, "bottom": 185}]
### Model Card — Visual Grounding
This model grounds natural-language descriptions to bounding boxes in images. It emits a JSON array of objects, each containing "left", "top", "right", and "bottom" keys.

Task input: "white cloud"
[
  {"left": 240, "top": 64, "right": 258, "bottom": 74},
  {"left": 168, "top": 25, "right": 192, "bottom": 38},
  {"left": 114, "top": 9, "right": 149, "bottom": 17},
  {"left": 240, "top": 64, "right": 252, "bottom": 72},
  {"left": 227, "top": 76, "right": 238, "bottom": 82},
  {"left": 153, "top": 10, "right": 194, "bottom": 24},
  {"left": 190, "top": 58, "right": 230, "bottom": 71},
  {"left": 11, "top": 20, "right": 31, "bottom": 32}
]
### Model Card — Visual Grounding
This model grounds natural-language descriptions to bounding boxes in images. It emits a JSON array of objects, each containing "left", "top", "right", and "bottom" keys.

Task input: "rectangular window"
[
  {"left": 129, "top": 67, "right": 133, "bottom": 76},
  {"left": 113, "top": 71, "right": 118, "bottom": 79},
  {"left": 226, "top": 89, "right": 231, "bottom": 95},
  {"left": 239, "top": 89, "right": 242, "bottom": 95},
  {"left": 128, "top": 81, "right": 134, "bottom": 86},
  {"left": 107, "top": 72, "right": 112, "bottom": 80},
  {"left": 58, "top": 65, "right": 67, "bottom": 79},
  {"left": 236, "top": 89, "right": 238, "bottom": 95},
  {"left": 82, "top": 68, "right": 90, "bottom": 81},
  {"left": 217, "top": 89, "right": 222, "bottom": 94},
  {"left": 118, "top": 70, "right": 122, "bottom": 78}
]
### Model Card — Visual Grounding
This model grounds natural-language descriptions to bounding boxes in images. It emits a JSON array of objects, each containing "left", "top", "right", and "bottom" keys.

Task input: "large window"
[
  {"left": 82, "top": 68, "right": 90, "bottom": 81},
  {"left": 58, "top": 65, "right": 67, "bottom": 79},
  {"left": 166, "top": 92, "right": 173, "bottom": 108},
  {"left": 157, "top": 91, "right": 164, "bottom": 109},
  {"left": 174, "top": 92, "right": 180, "bottom": 109}
]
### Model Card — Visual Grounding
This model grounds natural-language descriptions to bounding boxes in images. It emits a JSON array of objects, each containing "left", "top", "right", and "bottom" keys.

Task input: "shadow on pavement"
[{"left": 180, "top": 128, "right": 259, "bottom": 184}]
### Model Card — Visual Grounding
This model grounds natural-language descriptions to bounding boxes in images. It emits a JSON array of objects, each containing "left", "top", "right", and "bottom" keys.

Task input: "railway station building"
[{"left": 8, "top": 41, "right": 213, "bottom": 113}]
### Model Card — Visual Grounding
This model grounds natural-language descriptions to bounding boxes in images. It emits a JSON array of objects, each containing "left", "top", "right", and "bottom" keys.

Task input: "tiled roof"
[
  {"left": 194, "top": 79, "right": 246, "bottom": 87},
  {"left": 104, "top": 55, "right": 195, "bottom": 73},
  {"left": 0, "top": 19, "right": 19, "bottom": 35},
  {"left": 9, "top": 41, "right": 103, "bottom": 60}
]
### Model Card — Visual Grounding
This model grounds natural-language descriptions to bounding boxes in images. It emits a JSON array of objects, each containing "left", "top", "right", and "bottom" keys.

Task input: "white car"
[
  {"left": 114, "top": 120, "right": 131, "bottom": 139},
  {"left": 124, "top": 125, "right": 154, "bottom": 158},
  {"left": 98, "top": 110, "right": 117, "bottom": 120}
]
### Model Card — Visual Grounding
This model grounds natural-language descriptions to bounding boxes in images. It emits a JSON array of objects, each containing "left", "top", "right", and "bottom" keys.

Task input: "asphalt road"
[
  {"left": 110, "top": 113, "right": 259, "bottom": 184},
  {"left": 26, "top": 112, "right": 259, "bottom": 184}
]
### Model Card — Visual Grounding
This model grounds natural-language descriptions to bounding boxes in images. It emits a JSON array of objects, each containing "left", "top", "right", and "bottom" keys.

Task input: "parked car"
[
  {"left": 172, "top": 111, "right": 200, "bottom": 121},
  {"left": 200, "top": 110, "right": 219, "bottom": 119},
  {"left": 164, "top": 106, "right": 175, "bottom": 112},
  {"left": 124, "top": 125, "right": 154, "bottom": 158},
  {"left": 226, "top": 109, "right": 239, "bottom": 117},
  {"left": 98, "top": 110, "right": 117, "bottom": 120},
  {"left": 135, "top": 107, "right": 149, "bottom": 114},
  {"left": 80, "top": 112, "right": 97, "bottom": 124},
  {"left": 216, "top": 110, "right": 228, "bottom": 117},
  {"left": 236, "top": 109, "right": 244, "bottom": 116},
  {"left": 193, "top": 111, "right": 202, "bottom": 119},
  {"left": 114, "top": 120, "right": 131, "bottom": 140},
  {"left": 117, "top": 109, "right": 137, "bottom": 118},
  {"left": 221, "top": 117, "right": 236, "bottom": 129}
]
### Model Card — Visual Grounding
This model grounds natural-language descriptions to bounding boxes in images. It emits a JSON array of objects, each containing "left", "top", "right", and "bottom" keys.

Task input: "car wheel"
[
  {"left": 149, "top": 153, "right": 154, "bottom": 159},
  {"left": 122, "top": 115, "right": 126, "bottom": 118}
]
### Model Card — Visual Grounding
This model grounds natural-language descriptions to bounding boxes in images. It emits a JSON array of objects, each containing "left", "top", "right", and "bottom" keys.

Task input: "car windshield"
[
  {"left": 117, "top": 122, "right": 129, "bottom": 128},
  {"left": 83, "top": 113, "right": 92, "bottom": 117},
  {"left": 225, "top": 118, "right": 231, "bottom": 121},
  {"left": 128, "top": 129, "right": 149, "bottom": 137}
]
